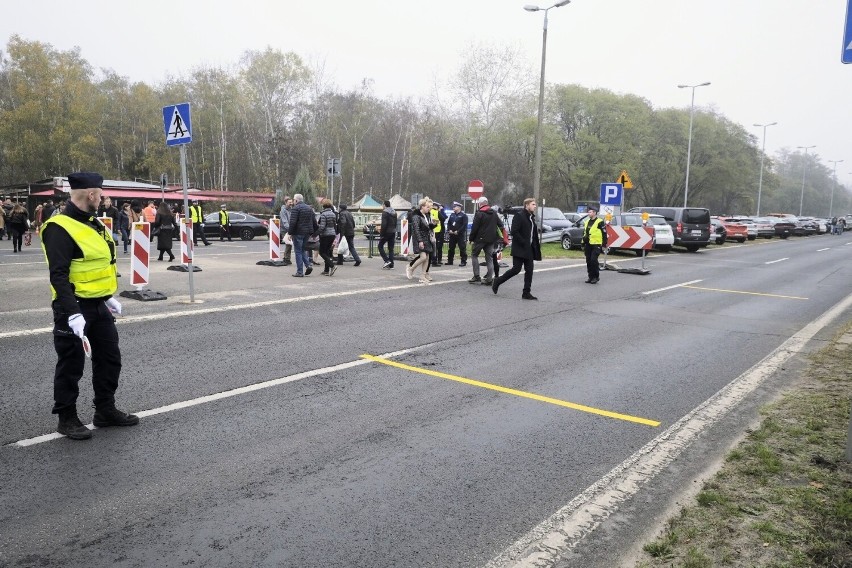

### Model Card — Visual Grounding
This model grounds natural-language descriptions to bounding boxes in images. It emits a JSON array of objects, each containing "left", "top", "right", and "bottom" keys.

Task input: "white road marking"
[
  {"left": 764, "top": 257, "right": 789, "bottom": 265},
  {"left": 816, "top": 248, "right": 830, "bottom": 252},
  {"left": 485, "top": 289, "right": 852, "bottom": 568},
  {"left": 640, "top": 279, "right": 702, "bottom": 295},
  {"left": 10, "top": 345, "right": 420, "bottom": 447}
]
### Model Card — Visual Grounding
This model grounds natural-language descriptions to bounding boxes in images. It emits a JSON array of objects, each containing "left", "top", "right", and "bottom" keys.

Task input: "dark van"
[{"left": 627, "top": 206, "right": 711, "bottom": 251}]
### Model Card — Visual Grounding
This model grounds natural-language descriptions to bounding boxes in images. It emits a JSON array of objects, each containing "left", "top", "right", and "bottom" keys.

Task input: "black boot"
[
  {"left": 336, "top": 254, "right": 344, "bottom": 265},
  {"left": 57, "top": 408, "right": 92, "bottom": 440},
  {"left": 93, "top": 405, "right": 139, "bottom": 427}
]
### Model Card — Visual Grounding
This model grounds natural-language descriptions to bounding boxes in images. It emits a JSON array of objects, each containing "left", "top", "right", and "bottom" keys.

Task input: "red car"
[{"left": 716, "top": 217, "right": 748, "bottom": 243}]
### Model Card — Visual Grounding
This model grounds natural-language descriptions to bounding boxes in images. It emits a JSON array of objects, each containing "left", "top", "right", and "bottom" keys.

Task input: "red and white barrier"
[
  {"left": 180, "top": 218, "right": 194, "bottom": 265},
  {"left": 130, "top": 222, "right": 150, "bottom": 288},
  {"left": 269, "top": 217, "right": 281, "bottom": 261},
  {"left": 99, "top": 215, "right": 113, "bottom": 234},
  {"left": 401, "top": 218, "right": 410, "bottom": 255},
  {"left": 606, "top": 225, "right": 655, "bottom": 250}
]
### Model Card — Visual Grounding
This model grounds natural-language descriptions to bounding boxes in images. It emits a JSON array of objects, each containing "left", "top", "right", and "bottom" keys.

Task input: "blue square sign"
[
  {"left": 163, "top": 103, "right": 192, "bottom": 146},
  {"left": 600, "top": 183, "right": 623, "bottom": 206},
  {"left": 844, "top": 0, "right": 852, "bottom": 64}
]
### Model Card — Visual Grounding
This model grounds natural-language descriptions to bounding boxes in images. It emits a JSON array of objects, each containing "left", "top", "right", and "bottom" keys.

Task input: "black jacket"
[
  {"left": 338, "top": 209, "right": 356, "bottom": 237},
  {"left": 469, "top": 206, "right": 502, "bottom": 244},
  {"left": 380, "top": 207, "right": 397, "bottom": 236},
  {"left": 288, "top": 202, "right": 317, "bottom": 236},
  {"left": 446, "top": 211, "right": 468, "bottom": 236},
  {"left": 510, "top": 210, "right": 542, "bottom": 261}
]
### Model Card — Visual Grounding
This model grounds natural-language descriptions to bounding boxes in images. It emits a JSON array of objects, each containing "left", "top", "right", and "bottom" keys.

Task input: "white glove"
[
  {"left": 602, "top": 247, "right": 610, "bottom": 254},
  {"left": 200, "top": 223, "right": 205, "bottom": 227},
  {"left": 106, "top": 297, "right": 122, "bottom": 316},
  {"left": 67, "top": 314, "right": 86, "bottom": 339}
]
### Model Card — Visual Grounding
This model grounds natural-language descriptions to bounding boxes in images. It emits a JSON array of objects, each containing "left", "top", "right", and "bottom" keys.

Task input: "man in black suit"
[{"left": 492, "top": 198, "right": 541, "bottom": 300}]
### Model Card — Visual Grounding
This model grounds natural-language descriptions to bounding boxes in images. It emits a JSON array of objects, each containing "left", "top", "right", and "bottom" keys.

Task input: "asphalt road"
[{"left": 1, "top": 233, "right": 851, "bottom": 567}]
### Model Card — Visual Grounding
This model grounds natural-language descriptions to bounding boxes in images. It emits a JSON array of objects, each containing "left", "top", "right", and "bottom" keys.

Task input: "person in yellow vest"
[
  {"left": 582, "top": 205, "right": 608, "bottom": 284},
  {"left": 218, "top": 203, "right": 232, "bottom": 241},
  {"left": 189, "top": 199, "right": 211, "bottom": 246},
  {"left": 41, "top": 172, "right": 138, "bottom": 440}
]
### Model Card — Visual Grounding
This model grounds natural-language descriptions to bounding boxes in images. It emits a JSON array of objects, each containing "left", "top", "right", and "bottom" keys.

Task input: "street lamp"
[
  {"left": 796, "top": 145, "right": 816, "bottom": 216},
  {"left": 677, "top": 82, "right": 711, "bottom": 207},
  {"left": 525, "top": 0, "right": 571, "bottom": 205},
  {"left": 828, "top": 159, "right": 844, "bottom": 218},
  {"left": 753, "top": 122, "right": 777, "bottom": 216}
]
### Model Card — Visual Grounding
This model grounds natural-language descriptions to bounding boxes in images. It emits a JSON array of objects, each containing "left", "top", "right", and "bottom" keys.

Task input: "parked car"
[
  {"left": 710, "top": 218, "right": 727, "bottom": 244},
  {"left": 203, "top": 211, "right": 269, "bottom": 240},
  {"left": 505, "top": 206, "right": 571, "bottom": 232},
  {"left": 715, "top": 217, "right": 748, "bottom": 243},
  {"left": 722, "top": 216, "right": 758, "bottom": 240},
  {"left": 762, "top": 217, "right": 793, "bottom": 239},
  {"left": 559, "top": 213, "right": 673, "bottom": 254},
  {"left": 748, "top": 217, "right": 777, "bottom": 239},
  {"left": 563, "top": 212, "right": 585, "bottom": 224},
  {"left": 627, "top": 207, "right": 711, "bottom": 252}
]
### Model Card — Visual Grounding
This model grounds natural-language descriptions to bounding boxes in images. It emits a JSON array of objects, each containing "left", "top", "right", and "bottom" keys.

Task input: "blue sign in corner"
[
  {"left": 844, "top": 0, "right": 852, "bottom": 64},
  {"left": 600, "top": 183, "right": 623, "bottom": 206},
  {"left": 163, "top": 103, "right": 192, "bottom": 146}
]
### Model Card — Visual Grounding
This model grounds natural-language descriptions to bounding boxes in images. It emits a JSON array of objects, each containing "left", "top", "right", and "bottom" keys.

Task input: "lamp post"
[
  {"left": 753, "top": 122, "right": 777, "bottom": 216},
  {"left": 797, "top": 145, "right": 816, "bottom": 216},
  {"left": 677, "top": 82, "right": 710, "bottom": 207},
  {"left": 828, "top": 159, "right": 844, "bottom": 218},
  {"left": 525, "top": 0, "right": 570, "bottom": 206}
]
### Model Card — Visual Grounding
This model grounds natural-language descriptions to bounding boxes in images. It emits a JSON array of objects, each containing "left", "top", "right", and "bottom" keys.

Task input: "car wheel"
[
  {"left": 561, "top": 235, "right": 572, "bottom": 250},
  {"left": 240, "top": 227, "right": 254, "bottom": 241},
  {"left": 747, "top": 236, "right": 756, "bottom": 241},
  {"left": 737, "top": 237, "right": 746, "bottom": 243},
  {"left": 686, "top": 245, "right": 700, "bottom": 252},
  {"left": 780, "top": 234, "right": 789, "bottom": 239},
  {"left": 656, "top": 245, "right": 672, "bottom": 252}
]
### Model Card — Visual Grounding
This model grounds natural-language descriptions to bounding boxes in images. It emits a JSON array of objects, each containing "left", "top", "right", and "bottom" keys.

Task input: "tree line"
[{"left": 1, "top": 35, "right": 849, "bottom": 216}]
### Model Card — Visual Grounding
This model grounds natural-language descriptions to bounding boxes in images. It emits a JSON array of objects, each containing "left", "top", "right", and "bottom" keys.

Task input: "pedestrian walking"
[
  {"left": 118, "top": 203, "right": 131, "bottom": 253},
  {"left": 378, "top": 200, "right": 398, "bottom": 269},
  {"left": 279, "top": 196, "right": 293, "bottom": 265},
  {"left": 406, "top": 198, "right": 434, "bottom": 283},
  {"left": 317, "top": 199, "right": 339, "bottom": 275},
  {"left": 7, "top": 203, "right": 29, "bottom": 253},
  {"left": 218, "top": 204, "right": 232, "bottom": 241},
  {"left": 287, "top": 193, "right": 317, "bottom": 277},
  {"left": 153, "top": 202, "right": 176, "bottom": 261},
  {"left": 336, "top": 204, "right": 362, "bottom": 267},
  {"left": 468, "top": 197, "right": 504, "bottom": 286},
  {"left": 189, "top": 200, "right": 211, "bottom": 246},
  {"left": 40, "top": 171, "right": 138, "bottom": 440},
  {"left": 582, "top": 206, "right": 607, "bottom": 284},
  {"left": 97, "top": 196, "right": 120, "bottom": 241},
  {"left": 445, "top": 201, "right": 468, "bottom": 266},
  {"left": 492, "top": 198, "right": 540, "bottom": 300},
  {"left": 431, "top": 202, "right": 447, "bottom": 266}
]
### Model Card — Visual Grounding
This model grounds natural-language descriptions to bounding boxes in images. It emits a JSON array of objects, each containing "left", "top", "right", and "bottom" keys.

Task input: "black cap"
[
  {"left": 67, "top": 172, "right": 103, "bottom": 190},
  {"left": 587, "top": 205, "right": 598, "bottom": 212}
]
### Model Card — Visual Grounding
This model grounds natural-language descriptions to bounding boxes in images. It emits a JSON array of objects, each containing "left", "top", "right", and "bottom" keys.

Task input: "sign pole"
[{"left": 180, "top": 143, "right": 195, "bottom": 303}]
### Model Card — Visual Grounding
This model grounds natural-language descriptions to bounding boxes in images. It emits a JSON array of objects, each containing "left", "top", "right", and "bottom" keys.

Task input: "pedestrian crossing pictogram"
[{"left": 162, "top": 103, "right": 192, "bottom": 146}]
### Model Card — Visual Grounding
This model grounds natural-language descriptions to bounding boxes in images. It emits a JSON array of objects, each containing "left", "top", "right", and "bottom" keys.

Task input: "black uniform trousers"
[
  {"left": 193, "top": 222, "right": 211, "bottom": 245},
  {"left": 52, "top": 298, "right": 122, "bottom": 413},
  {"left": 497, "top": 256, "right": 533, "bottom": 294},
  {"left": 432, "top": 232, "right": 444, "bottom": 264},
  {"left": 446, "top": 233, "right": 467, "bottom": 264},
  {"left": 584, "top": 244, "right": 602, "bottom": 280}
]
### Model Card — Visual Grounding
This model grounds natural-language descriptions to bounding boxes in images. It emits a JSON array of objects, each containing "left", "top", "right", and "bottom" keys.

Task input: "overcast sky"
[{"left": 4, "top": 0, "right": 852, "bottom": 186}]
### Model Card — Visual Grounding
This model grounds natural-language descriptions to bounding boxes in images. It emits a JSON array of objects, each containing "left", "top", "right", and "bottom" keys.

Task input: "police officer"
[
  {"left": 582, "top": 205, "right": 607, "bottom": 284},
  {"left": 189, "top": 199, "right": 211, "bottom": 246},
  {"left": 41, "top": 172, "right": 138, "bottom": 440},
  {"left": 218, "top": 203, "right": 232, "bottom": 241}
]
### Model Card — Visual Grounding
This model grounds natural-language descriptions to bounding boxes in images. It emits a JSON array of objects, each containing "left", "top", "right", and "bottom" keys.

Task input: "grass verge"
[{"left": 636, "top": 324, "right": 852, "bottom": 567}]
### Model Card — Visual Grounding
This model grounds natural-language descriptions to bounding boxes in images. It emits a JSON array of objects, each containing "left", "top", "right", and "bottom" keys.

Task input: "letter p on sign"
[{"left": 600, "top": 183, "right": 624, "bottom": 206}]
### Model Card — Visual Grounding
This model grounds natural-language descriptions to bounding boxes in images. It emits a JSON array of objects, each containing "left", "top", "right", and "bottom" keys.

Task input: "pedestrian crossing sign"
[{"left": 163, "top": 103, "right": 192, "bottom": 146}]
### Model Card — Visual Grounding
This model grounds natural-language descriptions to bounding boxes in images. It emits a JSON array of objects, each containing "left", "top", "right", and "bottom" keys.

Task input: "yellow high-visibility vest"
[
  {"left": 41, "top": 215, "right": 117, "bottom": 299},
  {"left": 583, "top": 216, "right": 605, "bottom": 245},
  {"left": 190, "top": 205, "right": 203, "bottom": 223}
]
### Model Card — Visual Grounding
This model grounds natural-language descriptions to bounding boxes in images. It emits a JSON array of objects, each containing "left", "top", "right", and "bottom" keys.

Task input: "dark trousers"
[
  {"left": 319, "top": 235, "right": 336, "bottom": 271},
  {"left": 378, "top": 234, "right": 395, "bottom": 265},
  {"left": 497, "top": 256, "right": 534, "bottom": 294},
  {"left": 220, "top": 224, "right": 232, "bottom": 241},
  {"left": 432, "top": 233, "right": 444, "bottom": 264},
  {"left": 446, "top": 234, "right": 467, "bottom": 264},
  {"left": 193, "top": 223, "right": 210, "bottom": 245},
  {"left": 52, "top": 299, "right": 122, "bottom": 413},
  {"left": 585, "top": 244, "right": 601, "bottom": 280}
]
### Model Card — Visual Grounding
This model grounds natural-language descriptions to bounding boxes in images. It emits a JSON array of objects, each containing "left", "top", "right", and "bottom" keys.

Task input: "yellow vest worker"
[
  {"left": 218, "top": 205, "right": 232, "bottom": 241},
  {"left": 189, "top": 201, "right": 211, "bottom": 246},
  {"left": 40, "top": 171, "right": 139, "bottom": 440},
  {"left": 582, "top": 207, "right": 607, "bottom": 284}
]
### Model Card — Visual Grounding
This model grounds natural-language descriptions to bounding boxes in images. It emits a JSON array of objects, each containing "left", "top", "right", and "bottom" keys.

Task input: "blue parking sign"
[
  {"left": 844, "top": 0, "right": 852, "bottom": 63},
  {"left": 600, "top": 183, "right": 623, "bottom": 206}
]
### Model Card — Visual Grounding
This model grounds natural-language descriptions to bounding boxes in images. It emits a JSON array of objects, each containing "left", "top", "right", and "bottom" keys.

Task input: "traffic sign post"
[
  {"left": 162, "top": 102, "right": 197, "bottom": 303},
  {"left": 843, "top": 0, "right": 852, "bottom": 64},
  {"left": 600, "top": 182, "right": 624, "bottom": 217},
  {"left": 468, "top": 179, "right": 484, "bottom": 201}
]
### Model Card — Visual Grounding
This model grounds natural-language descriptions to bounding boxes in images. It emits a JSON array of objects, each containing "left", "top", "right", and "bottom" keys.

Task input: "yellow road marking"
[
  {"left": 682, "top": 285, "right": 808, "bottom": 300},
  {"left": 360, "top": 354, "right": 661, "bottom": 427}
]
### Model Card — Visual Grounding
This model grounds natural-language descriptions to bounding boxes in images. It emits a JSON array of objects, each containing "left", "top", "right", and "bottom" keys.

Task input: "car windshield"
[
  {"left": 647, "top": 216, "right": 668, "bottom": 226},
  {"left": 542, "top": 207, "right": 567, "bottom": 221}
]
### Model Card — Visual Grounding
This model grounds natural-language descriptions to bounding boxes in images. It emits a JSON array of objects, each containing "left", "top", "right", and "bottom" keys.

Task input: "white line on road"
[
  {"left": 817, "top": 248, "right": 830, "bottom": 252},
  {"left": 640, "top": 279, "right": 703, "bottom": 295},
  {"left": 10, "top": 345, "right": 422, "bottom": 448},
  {"left": 485, "top": 289, "right": 852, "bottom": 568},
  {"left": 764, "top": 257, "right": 789, "bottom": 265}
]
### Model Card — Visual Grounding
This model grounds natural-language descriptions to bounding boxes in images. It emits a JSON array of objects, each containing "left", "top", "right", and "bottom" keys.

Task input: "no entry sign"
[{"left": 468, "top": 179, "right": 484, "bottom": 200}]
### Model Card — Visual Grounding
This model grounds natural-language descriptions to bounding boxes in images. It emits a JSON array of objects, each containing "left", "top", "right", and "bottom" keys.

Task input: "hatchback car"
[
  {"left": 203, "top": 211, "right": 269, "bottom": 240},
  {"left": 710, "top": 218, "right": 727, "bottom": 244},
  {"left": 715, "top": 217, "right": 748, "bottom": 243}
]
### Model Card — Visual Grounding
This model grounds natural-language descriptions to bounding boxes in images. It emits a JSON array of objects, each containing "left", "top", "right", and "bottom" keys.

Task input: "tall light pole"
[
  {"left": 677, "top": 82, "right": 710, "bottom": 207},
  {"left": 753, "top": 122, "right": 777, "bottom": 216},
  {"left": 797, "top": 145, "right": 816, "bottom": 216},
  {"left": 525, "top": 0, "right": 570, "bottom": 205},
  {"left": 828, "top": 159, "right": 844, "bottom": 218}
]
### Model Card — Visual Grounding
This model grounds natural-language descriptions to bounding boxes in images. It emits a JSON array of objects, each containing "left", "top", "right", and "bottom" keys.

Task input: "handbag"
[{"left": 305, "top": 235, "right": 319, "bottom": 250}]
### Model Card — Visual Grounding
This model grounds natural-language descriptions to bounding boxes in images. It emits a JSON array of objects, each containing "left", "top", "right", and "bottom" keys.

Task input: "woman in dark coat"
[
  {"left": 492, "top": 198, "right": 541, "bottom": 300},
  {"left": 117, "top": 203, "right": 131, "bottom": 254},
  {"left": 406, "top": 198, "right": 434, "bottom": 283},
  {"left": 7, "top": 203, "right": 29, "bottom": 253},
  {"left": 152, "top": 202, "right": 175, "bottom": 261}
]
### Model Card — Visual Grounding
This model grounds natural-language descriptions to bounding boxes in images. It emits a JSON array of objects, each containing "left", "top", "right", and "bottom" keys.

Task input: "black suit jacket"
[{"left": 510, "top": 211, "right": 541, "bottom": 261}]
